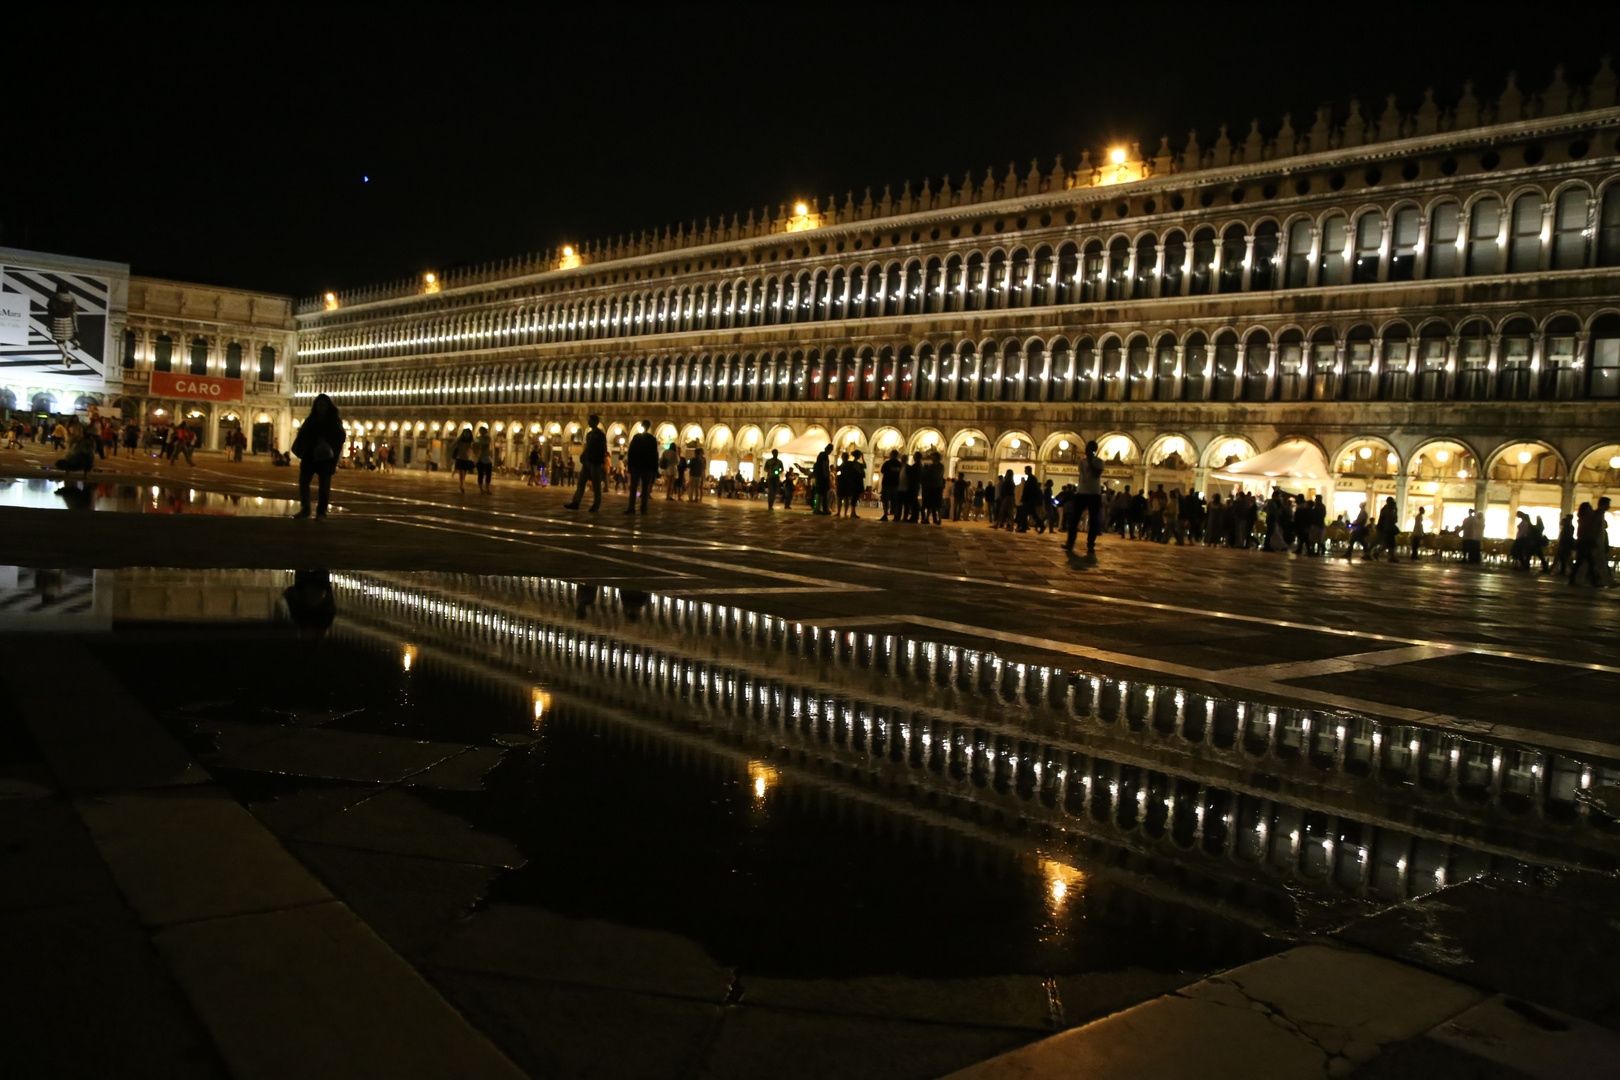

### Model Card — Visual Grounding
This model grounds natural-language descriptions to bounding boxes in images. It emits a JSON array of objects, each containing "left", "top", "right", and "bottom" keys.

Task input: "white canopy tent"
[
  {"left": 777, "top": 431, "right": 832, "bottom": 459},
  {"left": 1210, "top": 440, "right": 1332, "bottom": 493}
]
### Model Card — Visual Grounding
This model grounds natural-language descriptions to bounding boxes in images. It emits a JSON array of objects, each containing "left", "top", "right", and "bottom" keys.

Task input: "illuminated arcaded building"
[{"left": 294, "top": 66, "right": 1620, "bottom": 533}]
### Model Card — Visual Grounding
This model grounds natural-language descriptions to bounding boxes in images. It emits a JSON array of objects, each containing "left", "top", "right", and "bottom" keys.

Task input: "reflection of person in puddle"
[
  {"left": 620, "top": 589, "right": 650, "bottom": 622},
  {"left": 53, "top": 482, "right": 93, "bottom": 510},
  {"left": 282, "top": 570, "right": 336, "bottom": 638}
]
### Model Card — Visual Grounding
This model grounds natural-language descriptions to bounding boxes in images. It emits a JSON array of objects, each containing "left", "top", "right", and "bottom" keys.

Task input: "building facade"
[
  {"left": 116, "top": 277, "right": 298, "bottom": 452},
  {"left": 0, "top": 246, "right": 296, "bottom": 453},
  {"left": 292, "top": 67, "right": 1620, "bottom": 535}
]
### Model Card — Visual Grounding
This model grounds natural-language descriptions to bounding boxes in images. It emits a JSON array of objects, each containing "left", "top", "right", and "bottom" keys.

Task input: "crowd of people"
[
  {"left": 275, "top": 398, "right": 1619, "bottom": 587},
  {"left": 3, "top": 412, "right": 261, "bottom": 469}
]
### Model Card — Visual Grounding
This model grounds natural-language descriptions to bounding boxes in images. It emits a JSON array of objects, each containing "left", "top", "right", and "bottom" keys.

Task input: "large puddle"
[
  {"left": 13, "top": 566, "right": 1620, "bottom": 981},
  {"left": 0, "top": 478, "right": 318, "bottom": 516}
]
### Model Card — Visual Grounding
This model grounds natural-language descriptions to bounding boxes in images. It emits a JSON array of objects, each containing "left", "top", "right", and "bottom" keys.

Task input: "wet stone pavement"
[{"left": 2, "top": 451, "right": 1619, "bottom": 1079}]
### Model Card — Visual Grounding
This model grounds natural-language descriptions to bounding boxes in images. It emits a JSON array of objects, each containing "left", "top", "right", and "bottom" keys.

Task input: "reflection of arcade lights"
[
  {"left": 401, "top": 644, "right": 418, "bottom": 672},
  {"left": 747, "top": 760, "right": 779, "bottom": 800},
  {"left": 1041, "top": 859, "right": 1083, "bottom": 905},
  {"left": 530, "top": 687, "right": 553, "bottom": 730}
]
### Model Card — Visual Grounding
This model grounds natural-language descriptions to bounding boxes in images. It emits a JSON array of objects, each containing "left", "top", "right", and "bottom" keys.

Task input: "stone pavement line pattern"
[
  {"left": 895, "top": 615, "right": 1617, "bottom": 762},
  {"left": 0, "top": 640, "right": 528, "bottom": 1080},
  {"left": 353, "top": 491, "right": 1620, "bottom": 678},
  {"left": 940, "top": 944, "right": 1531, "bottom": 1080}
]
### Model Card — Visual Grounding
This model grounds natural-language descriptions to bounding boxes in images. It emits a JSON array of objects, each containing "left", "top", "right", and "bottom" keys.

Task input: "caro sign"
[{"left": 150, "top": 370, "right": 244, "bottom": 402}]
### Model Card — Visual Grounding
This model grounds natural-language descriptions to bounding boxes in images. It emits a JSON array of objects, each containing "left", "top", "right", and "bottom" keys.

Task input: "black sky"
[{"left": 7, "top": 4, "right": 1616, "bottom": 299}]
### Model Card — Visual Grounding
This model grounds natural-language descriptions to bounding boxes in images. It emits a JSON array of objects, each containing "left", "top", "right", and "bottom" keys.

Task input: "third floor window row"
[{"left": 300, "top": 185, "right": 1620, "bottom": 361}]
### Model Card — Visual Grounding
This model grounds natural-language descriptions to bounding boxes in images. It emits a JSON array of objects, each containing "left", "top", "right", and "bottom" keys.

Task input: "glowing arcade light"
[{"left": 1110, "top": 148, "right": 1126, "bottom": 164}]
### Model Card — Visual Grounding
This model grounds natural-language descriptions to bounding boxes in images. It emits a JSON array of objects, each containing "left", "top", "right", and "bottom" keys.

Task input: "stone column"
[
  {"left": 1240, "top": 234, "right": 1256, "bottom": 291},
  {"left": 1474, "top": 479, "right": 1489, "bottom": 516},
  {"left": 1153, "top": 242, "right": 1167, "bottom": 299},
  {"left": 1377, "top": 214, "right": 1394, "bottom": 282},
  {"left": 1305, "top": 225, "right": 1322, "bottom": 288},
  {"left": 1395, "top": 473, "right": 1410, "bottom": 525}
]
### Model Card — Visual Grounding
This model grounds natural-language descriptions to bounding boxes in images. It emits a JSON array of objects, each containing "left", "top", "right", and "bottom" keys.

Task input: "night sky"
[{"left": 8, "top": 5, "right": 1616, "bottom": 300}]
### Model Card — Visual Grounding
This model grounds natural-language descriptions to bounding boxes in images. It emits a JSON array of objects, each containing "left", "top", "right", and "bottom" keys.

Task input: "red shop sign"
[{"left": 149, "top": 370, "right": 245, "bottom": 402}]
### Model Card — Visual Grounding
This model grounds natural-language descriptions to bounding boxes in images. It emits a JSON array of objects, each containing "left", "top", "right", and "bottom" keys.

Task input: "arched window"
[
  {"left": 1390, "top": 209, "right": 1420, "bottom": 280},
  {"left": 225, "top": 342, "right": 242, "bottom": 379},
  {"left": 1318, "top": 214, "right": 1348, "bottom": 285},
  {"left": 1601, "top": 186, "right": 1620, "bottom": 267},
  {"left": 1310, "top": 328, "right": 1339, "bottom": 400},
  {"left": 1107, "top": 238, "right": 1130, "bottom": 300},
  {"left": 122, "top": 329, "right": 136, "bottom": 369},
  {"left": 1161, "top": 231, "right": 1185, "bottom": 295},
  {"left": 1466, "top": 197, "right": 1503, "bottom": 275},
  {"left": 1284, "top": 220, "right": 1313, "bottom": 287},
  {"left": 882, "top": 265, "right": 899, "bottom": 317},
  {"left": 1008, "top": 249, "right": 1029, "bottom": 307},
  {"left": 1498, "top": 317, "right": 1535, "bottom": 400},
  {"left": 1055, "top": 244, "right": 1078, "bottom": 304},
  {"left": 923, "top": 258, "right": 943, "bottom": 313},
  {"left": 943, "top": 256, "right": 963, "bottom": 312},
  {"left": 258, "top": 344, "right": 276, "bottom": 382},
  {"left": 1182, "top": 332, "right": 1207, "bottom": 400},
  {"left": 1553, "top": 189, "right": 1589, "bottom": 269},
  {"left": 1126, "top": 337, "right": 1151, "bottom": 400},
  {"left": 978, "top": 342, "right": 999, "bottom": 400},
  {"left": 1212, "top": 332, "right": 1240, "bottom": 401},
  {"left": 1591, "top": 313, "right": 1620, "bottom": 398},
  {"left": 1542, "top": 316, "right": 1581, "bottom": 399},
  {"left": 1428, "top": 203, "right": 1461, "bottom": 277},
  {"left": 1189, "top": 228, "right": 1215, "bottom": 295},
  {"left": 1023, "top": 340, "right": 1043, "bottom": 401},
  {"left": 1073, "top": 337, "right": 1096, "bottom": 402},
  {"left": 1251, "top": 222, "right": 1279, "bottom": 290},
  {"left": 1454, "top": 320, "right": 1491, "bottom": 400},
  {"left": 1081, "top": 242, "right": 1104, "bottom": 302},
  {"left": 1031, "top": 246, "right": 1053, "bottom": 306},
  {"left": 1218, "top": 225, "right": 1246, "bottom": 292},
  {"left": 1046, "top": 337, "right": 1070, "bottom": 401},
  {"left": 965, "top": 254, "right": 985, "bottom": 311},
  {"left": 1507, "top": 193, "right": 1544, "bottom": 271},
  {"left": 1344, "top": 326, "right": 1375, "bottom": 401},
  {"left": 1153, "top": 333, "right": 1179, "bottom": 400},
  {"left": 1134, "top": 234, "right": 1156, "bottom": 298},
  {"left": 1380, "top": 325, "right": 1411, "bottom": 400},
  {"left": 1352, "top": 212, "right": 1382, "bottom": 284},
  {"left": 189, "top": 337, "right": 208, "bottom": 376},
  {"left": 902, "top": 261, "right": 922, "bottom": 315},
  {"left": 1278, "top": 330, "right": 1306, "bottom": 401},
  {"left": 986, "top": 251, "right": 1006, "bottom": 308},
  {"left": 1099, "top": 337, "right": 1123, "bottom": 401},
  {"left": 1243, "top": 332, "right": 1271, "bottom": 401}
]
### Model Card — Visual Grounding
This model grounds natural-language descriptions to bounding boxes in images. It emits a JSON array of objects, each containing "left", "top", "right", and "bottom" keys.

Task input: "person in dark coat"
[
  {"left": 291, "top": 393, "right": 344, "bottom": 518},
  {"left": 565, "top": 414, "right": 609, "bottom": 511},
  {"left": 624, "top": 419, "right": 660, "bottom": 514}
]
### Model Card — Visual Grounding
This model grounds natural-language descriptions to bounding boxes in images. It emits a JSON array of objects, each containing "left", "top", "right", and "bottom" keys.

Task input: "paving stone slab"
[
  {"left": 433, "top": 969, "right": 720, "bottom": 1080},
  {"left": 738, "top": 973, "right": 1053, "bottom": 1030},
  {"left": 941, "top": 945, "right": 1485, "bottom": 1080},
  {"left": 0, "top": 899, "right": 226, "bottom": 1080},
  {"left": 207, "top": 726, "right": 467, "bottom": 783},
  {"left": 0, "top": 796, "right": 119, "bottom": 912},
  {"left": 1337, "top": 879, "right": 1620, "bottom": 1030},
  {"left": 1, "top": 642, "right": 208, "bottom": 794},
  {"left": 1428, "top": 994, "right": 1620, "bottom": 1080},
  {"left": 156, "top": 901, "right": 527, "bottom": 1080},
  {"left": 289, "top": 842, "right": 497, "bottom": 957},
  {"left": 248, "top": 784, "right": 378, "bottom": 836},
  {"left": 292, "top": 788, "right": 525, "bottom": 868},
  {"left": 701, "top": 1005, "right": 1033, "bottom": 1080},
  {"left": 1053, "top": 968, "right": 1204, "bottom": 1027},
  {"left": 77, "top": 787, "right": 332, "bottom": 926},
  {"left": 427, "top": 902, "right": 734, "bottom": 1001},
  {"left": 403, "top": 745, "right": 509, "bottom": 790}
]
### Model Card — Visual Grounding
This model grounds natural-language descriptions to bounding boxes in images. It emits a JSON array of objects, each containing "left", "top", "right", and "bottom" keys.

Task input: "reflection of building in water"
[
  {"left": 325, "top": 570, "right": 1620, "bottom": 939},
  {"left": 0, "top": 566, "right": 111, "bottom": 631},
  {"left": 112, "top": 569, "right": 292, "bottom": 621}
]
